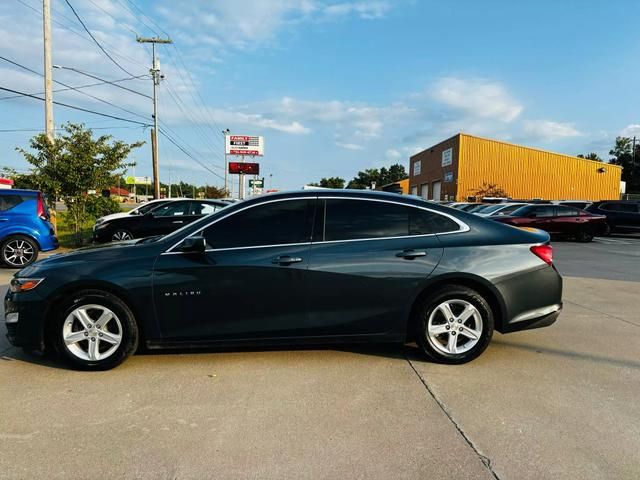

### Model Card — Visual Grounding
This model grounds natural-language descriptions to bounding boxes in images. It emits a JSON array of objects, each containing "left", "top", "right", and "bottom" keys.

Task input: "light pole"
[{"left": 222, "top": 128, "right": 230, "bottom": 196}]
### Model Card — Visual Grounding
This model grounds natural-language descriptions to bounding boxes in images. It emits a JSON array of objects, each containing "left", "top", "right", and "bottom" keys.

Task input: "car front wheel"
[
  {"left": 111, "top": 229, "right": 134, "bottom": 242},
  {"left": 53, "top": 290, "right": 139, "bottom": 370},
  {"left": 415, "top": 285, "right": 494, "bottom": 364}
]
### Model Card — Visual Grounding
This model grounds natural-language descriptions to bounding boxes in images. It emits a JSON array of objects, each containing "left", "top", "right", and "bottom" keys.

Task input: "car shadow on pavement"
[
  {"left": 491, "top": 339, "right": 640, "bottom": 370},
  {"left": 2, "top": 342, "right": 415, "bottom": 371}
]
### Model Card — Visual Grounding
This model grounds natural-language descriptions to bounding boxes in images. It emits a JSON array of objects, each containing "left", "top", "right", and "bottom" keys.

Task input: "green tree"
[
  {"left": 0, "top": 167, "right": 41, "bottom": 190},
  {"left": 609, "top": 136, "right": 640, "bottom": 193},
  {"left": 203, "top": 185, "right": 227, "bottom": 199},
  {"left": 473, "top": 182, "right": 509, "bottom": 199},
  {"left": 17, "top": 122, "right": 143, "bottom": 245},
  {"left": 577, "top": 153, "right": 603, "bottom": 162},
  {"left": 346, "top": 163, "right": 408, "bottom": 189},
  {"left": 310, "top": 177, "right": 345, "bottom": 188}
]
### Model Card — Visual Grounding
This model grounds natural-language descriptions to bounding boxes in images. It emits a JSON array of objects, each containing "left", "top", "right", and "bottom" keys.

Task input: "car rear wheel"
[
  {"left": 111, "top": 229, "right": 133, "bottom": 242},
  {"left": 575, "top": 228, "right": 594, "bottom": 243},
  {"left": 415, "top": 285, "right": 494, "bottom": 364},
  {"left": 1, "top": 235, "right": 39, "bottom": 268},
  {"left": 53, "top": 290, "right": 138, "bottom": 370}
]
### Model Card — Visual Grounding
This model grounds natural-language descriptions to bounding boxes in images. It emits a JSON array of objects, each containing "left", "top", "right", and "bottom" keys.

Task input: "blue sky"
[{"left": 1, "top": 0, "right": 639, "bottom": 190}]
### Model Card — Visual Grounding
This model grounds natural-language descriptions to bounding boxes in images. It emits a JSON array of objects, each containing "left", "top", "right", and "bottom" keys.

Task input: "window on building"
[{"left": 412, "top": 160, "right": 421, "bottom": 176}]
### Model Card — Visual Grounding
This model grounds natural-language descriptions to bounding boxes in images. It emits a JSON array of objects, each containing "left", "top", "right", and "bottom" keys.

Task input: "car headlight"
[
  {"left": 95, "top": 222, "right": 110, "bottom": 230},
  {"left": 95, "top": 217, "right": 105, "bottom": 225},
  {"left": 10, "top": 278, "right": 44, "bottom": 293}
]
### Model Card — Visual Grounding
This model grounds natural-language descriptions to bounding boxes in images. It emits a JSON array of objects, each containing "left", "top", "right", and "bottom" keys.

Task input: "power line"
[
  {"left": 0, "top": 56, "right": 150, "bottom": 123},
  {"left": 0, "top": 75, "right": 147, "bottom": 101},
  {"left": 63, "top": 0, "right": 138, "bottom": 77},
  {"left": 0, "top": 126, "right": 142, "bottom": 133},
  {"left": 158, "top": 127, "right": 225, "bottom": 181},
  {"left": 53, "top": 67, "right": 151, "bottom": 99},
  {"left": 0, "top": 86, "right": 151, "bottom": 126}
]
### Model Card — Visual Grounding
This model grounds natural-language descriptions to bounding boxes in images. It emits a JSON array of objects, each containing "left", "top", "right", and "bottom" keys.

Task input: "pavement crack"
[{"left": 405, "top": 353, "right": 501, "bottom": 480}]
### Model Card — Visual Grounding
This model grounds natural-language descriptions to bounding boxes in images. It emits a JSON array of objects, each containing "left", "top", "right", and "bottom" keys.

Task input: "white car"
[
  {"left": 94, "top": 198, "right": 182, "bottom": 226},
  {"left": 474, "top": 203, "right": 528, "bottom": 217}
]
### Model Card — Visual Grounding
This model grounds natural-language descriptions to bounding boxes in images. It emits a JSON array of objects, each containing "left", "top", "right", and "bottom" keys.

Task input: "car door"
[
  {"left": 553, "top": 206, "right": 582, "bottom": 234},
  {"left": 145, "top": 200, "right": 193, "bottom": 236},
  {"left": 526, "top": 205, "right": 558, "bottom": 233},
  {"left": 152, "top": 198, "right": 316, "bottom": 342},
  {"left": 304, "top": 198, "right": 448, "bottom": 337}
]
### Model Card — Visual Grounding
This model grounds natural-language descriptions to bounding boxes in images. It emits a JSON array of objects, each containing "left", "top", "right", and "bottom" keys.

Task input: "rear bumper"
[
  {"left": 500, "top": 303, "right": 561, "bottom": 333},
  {"left": 495, "top": 264, "right": 563, "bottom": 334}
]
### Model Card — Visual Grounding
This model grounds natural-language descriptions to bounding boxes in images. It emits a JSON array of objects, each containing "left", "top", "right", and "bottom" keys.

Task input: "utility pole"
[
  {"left": 43, "top": 0, "right": 54, "bottom": 142},
  {"left": 222, "top": 129, "right": 230, "bottom": 196},
  {"left": 137, "top": 36, "right": 172, "bottom": 199}
]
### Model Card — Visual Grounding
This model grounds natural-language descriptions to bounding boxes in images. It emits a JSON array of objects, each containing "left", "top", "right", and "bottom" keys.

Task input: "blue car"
[{"left": 0, "top": 189, "right": 58, "bottom": 268}]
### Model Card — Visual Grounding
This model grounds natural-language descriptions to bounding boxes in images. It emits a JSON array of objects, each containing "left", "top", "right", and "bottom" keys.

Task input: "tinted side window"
[
  {"left": 617, "top": 203, "right": 638, "bottom": 213},
  {"left": 556, "top": 206, "right": 580, "bottom": 217},
  {"left": 0, "top": 194, "right": 26, "bottom": 212},
  {"left": 189, "top": 202, "right": 222, "bottom": 215},
  {"left": 204, "top": 200, "right": 313, "bottom": 249},
  {"left": 153, "top": 202, "right": 191, "bottom": 217},
  {"left": 324, "top": 200, "right": 408, "bottom": 241},
  {"left": 409, "top": 209, "right": 459, "bottom": 234},
  {"left": 533, "top": 206, "right": 555, "bottom": 217}
]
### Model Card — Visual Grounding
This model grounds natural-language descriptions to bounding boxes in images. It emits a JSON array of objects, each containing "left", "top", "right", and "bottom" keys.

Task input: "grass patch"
[{"left": 54, "top": 212, "right": 95, "bottom": 248}]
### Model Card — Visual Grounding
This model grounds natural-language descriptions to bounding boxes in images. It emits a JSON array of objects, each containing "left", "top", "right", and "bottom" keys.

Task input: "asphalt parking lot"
[{"left": 1, "top": 236, "right": 639, "bottom": 479}]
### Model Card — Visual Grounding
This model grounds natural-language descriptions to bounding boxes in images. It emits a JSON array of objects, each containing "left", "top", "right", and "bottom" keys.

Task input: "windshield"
[
  {"left": 135, "top": 201, "right": 166, "bottom": 215},
  {"left": 476, "top": 204, "right": 505, "bottom": 214},
  {"left": 510, "top": 206, "right": 532, "bottom": 216}
]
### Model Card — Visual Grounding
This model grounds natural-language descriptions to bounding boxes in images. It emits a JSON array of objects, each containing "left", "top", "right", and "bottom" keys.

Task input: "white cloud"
[
  {"left": 385, "top": 148, "right": 401, "bottom": 159},
  {"left": 620, "top": 124, "right": 640, "bottom": 137},
  {"left": 523, "top": 120, "right": 582, "bottom": 141},
  {"left": 158, "top": 0, "right": 394, "bottom": 51},
  {"left": 431, "top": 77, "right": 523, "bottom": 122},
  {"left": 336, "top": 141, "right": 364, "bottom": 150}
]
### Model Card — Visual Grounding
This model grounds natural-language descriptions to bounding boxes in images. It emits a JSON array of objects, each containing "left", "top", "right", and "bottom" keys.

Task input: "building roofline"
[
  {"left": 409, "top": 133, "right": 461, "bottom": 160},
  {"left": 457, "top": 132, "right": 622, "bottom": 169}
]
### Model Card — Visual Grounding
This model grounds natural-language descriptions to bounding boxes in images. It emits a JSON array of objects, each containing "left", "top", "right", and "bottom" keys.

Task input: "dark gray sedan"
[{"left": 6, "top": 190, "right": 561, "bottom": 370}]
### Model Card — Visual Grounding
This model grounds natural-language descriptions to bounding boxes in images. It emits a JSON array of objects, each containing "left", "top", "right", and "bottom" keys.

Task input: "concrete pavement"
[{"left": 0, "top": 239, "right": 639, "bottom": 479}]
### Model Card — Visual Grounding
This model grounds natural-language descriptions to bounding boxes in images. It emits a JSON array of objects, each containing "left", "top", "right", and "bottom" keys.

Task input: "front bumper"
[{"left": 4, "top": 289, "right": 48, "bottom": 350}]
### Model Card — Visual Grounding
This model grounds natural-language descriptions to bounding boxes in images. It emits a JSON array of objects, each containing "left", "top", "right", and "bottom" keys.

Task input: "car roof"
[{"left": 0, "top": 189, "right": 39, "bottom": 195}]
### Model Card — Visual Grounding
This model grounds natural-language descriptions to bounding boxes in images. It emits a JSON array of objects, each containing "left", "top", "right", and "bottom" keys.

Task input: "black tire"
[
  {"left": 415, "top": 285, "right": 494, "bottom": 364},
  {"left": 53, "top": 290, "right": 139, "bottom": 370},
  {"left": 1, "top": 235, "right": 39, "bottom": 268},
  {"left": 111, "top": 229, "right": 134, "bottom": 242},
  {"left": 575, "top": 227, "right": 594, "bottom": 243}
]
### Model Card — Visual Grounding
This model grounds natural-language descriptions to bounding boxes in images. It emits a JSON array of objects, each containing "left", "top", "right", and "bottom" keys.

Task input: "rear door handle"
[
  {"left": 272, "top": 255, "right": 303, "bottom": 265},
  {"left": 396, "top": 249, "right": 427, "bottom": 259},
  {"left": 0, "top": 218, "right": 8, "bottom": 222}
]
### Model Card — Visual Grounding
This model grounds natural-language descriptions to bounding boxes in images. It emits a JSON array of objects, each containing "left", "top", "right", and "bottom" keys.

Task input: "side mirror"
[{"left": 178, "top": 236, "right": 206, "bottom": 253}]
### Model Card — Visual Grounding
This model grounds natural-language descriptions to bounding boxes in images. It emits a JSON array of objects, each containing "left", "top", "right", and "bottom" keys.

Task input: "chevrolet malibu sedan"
[{"left": 5, "top": 190, "right": 562, "bottom": 370}]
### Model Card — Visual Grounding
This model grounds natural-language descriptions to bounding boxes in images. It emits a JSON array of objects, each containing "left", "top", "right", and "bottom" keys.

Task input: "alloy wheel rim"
[
  {"left": 112, "top": 230, "right": 132, "bottom": 241},
  {"left": 62, "top": 304, "right": 123, "bottom": 361},
  {"left": 3, "top": 240, "right": 35, "bottom": 266},
  {"left": 427, "top": 299, "right": 483, "bottom": 355}
]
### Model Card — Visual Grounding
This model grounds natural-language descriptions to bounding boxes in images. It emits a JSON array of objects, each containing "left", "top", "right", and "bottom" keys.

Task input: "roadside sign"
[
  {"left": 229, "top": 162, "right": 260, "bottom": 175},
  {"left": 249, "top": 178, "right": 264, "bottom": 188},
  {"left": 225, "top": 135, "right": 264, "bottom": 156},
  {"left": 444, "top": 172, "right": 454, "bottom": 183},
  {"left": 125, "top": 176, "right": 152, "bottom": 185}
]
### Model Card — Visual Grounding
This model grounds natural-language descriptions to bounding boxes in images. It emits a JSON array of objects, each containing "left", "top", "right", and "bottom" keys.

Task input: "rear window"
[
  {"left": 0, "top": 194, "right": 28, "bottom": 212},
  {"left": 556, "top": 206, "right": 581, "bottom": 217},
  {"left": 601, "top": 202, "right": 639, "bottom": 213}
]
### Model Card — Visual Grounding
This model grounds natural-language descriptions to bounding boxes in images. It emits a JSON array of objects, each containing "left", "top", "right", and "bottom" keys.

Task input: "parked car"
[
  {"left": 492, "top": 204, "right": 607, "bottom": 242},
  {"left": 450, "top": 202, "right": 486, "bottom": 211},
  {"left": 92, "top": 199, "right": 228, "bottom": 243},
  {"left": 585, "top": 201, "right": 640, "bottom": 234},
  {"left": 473, "top": 203, "right": 529, "bottom": 217},
  {"left": 6, "top": 190, "right": 562, "bottom": 370},
  {"left": 93, "top": 198, "right": 175, "bottom": 227},
  {"left": 552, "top": 200, "right": 593, "bottom": 210},
  {"left": 0, "top": 189, "right": 58, "bottom": 268}
]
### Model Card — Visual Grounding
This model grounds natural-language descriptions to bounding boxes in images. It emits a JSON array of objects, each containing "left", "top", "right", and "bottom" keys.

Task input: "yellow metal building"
[{"left": 408, "top": 133, "right": 622, "bottom": 201}]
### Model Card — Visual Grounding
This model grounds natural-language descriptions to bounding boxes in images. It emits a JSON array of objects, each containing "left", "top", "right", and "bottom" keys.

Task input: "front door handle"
[
  {"left": 0, "top": 218, "right": 8, "bottom": 222},
  {"left": 272, "top": 255, "right": 303, "bottom": 265},
  {"left": 172, "top": 220, "right": 185, "bottom": 224},
  {"left": 396, "top": 249, "right": 427, "bottom": 259}
]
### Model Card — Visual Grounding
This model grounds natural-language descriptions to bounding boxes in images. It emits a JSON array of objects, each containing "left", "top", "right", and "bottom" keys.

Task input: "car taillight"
[
  {"left": 530, "top": 244, "right": 553, "bottom": 265},
  {"left": 37, "top": 193, "right": 46, "bottom": 220}
]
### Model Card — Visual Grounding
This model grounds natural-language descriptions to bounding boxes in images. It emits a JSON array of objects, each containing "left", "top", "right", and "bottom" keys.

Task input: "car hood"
[
  {"left": 97, "top": 211, "right": 131, "bottom": 223},
  {"left": 19, "top": 239, "right": 161, "bottom": 275}
]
